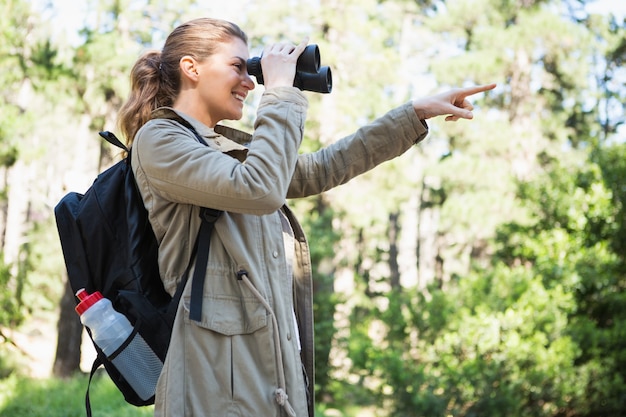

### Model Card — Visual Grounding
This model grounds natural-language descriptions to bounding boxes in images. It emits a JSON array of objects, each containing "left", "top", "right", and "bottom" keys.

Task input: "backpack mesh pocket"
[{"left": 109, "top": 329, "right": 163, "bottom": 401}]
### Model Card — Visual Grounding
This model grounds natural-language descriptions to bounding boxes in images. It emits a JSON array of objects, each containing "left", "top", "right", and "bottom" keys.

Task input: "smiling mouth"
[{"left": 233, "top": 92, "right": 246, "bottom": 102}]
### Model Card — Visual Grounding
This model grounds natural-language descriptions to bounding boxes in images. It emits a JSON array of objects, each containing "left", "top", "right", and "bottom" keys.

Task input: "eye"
[{"left": 232, "top": 58, "right": 247, "bottom": 72}]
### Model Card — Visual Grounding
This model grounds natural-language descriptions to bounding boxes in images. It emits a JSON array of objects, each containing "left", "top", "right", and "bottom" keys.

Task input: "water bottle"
[{"left": 75, "top": 288, "right": 163, "bottom": 401}]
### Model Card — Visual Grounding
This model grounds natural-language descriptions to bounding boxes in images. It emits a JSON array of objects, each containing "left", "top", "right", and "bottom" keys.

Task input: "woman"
[{"left": 117, "top": 17, "right": 495, "bottom": 417}]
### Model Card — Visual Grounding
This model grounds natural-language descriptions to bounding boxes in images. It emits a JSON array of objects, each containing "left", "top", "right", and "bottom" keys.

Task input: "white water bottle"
[{"left": 75, "top": 288, "right": 163, "bottom": 401}]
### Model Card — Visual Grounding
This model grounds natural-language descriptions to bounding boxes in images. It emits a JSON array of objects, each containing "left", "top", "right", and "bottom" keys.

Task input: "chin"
[{"left": 228, "top": 110, "right": 244, "bottom": 121}]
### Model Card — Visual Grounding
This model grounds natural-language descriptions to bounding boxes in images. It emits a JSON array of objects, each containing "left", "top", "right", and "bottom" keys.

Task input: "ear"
[{"left": 179, "top": 56, "right": 200, "bottom": 82}]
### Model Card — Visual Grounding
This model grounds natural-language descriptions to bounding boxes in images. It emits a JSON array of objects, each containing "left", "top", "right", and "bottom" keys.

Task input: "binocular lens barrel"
[
  {"left": 246, "top": 44, "right": 332, "bottom": 94},
  {"left": 295, "top": 66, "right": 332, "bottom": 94},
  {"left": 296, "top": 44, "right": 320, "bottom": 73}
]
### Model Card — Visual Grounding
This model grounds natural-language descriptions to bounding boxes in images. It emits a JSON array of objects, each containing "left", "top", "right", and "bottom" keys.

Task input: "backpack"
[{"left": 54, "top": 120, "right": 220, "bottom": 416}]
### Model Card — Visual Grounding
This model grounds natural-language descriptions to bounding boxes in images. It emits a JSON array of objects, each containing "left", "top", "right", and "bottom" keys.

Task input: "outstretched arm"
[{"left": 412, "top": 83, "right": 497, "bottom": 122}]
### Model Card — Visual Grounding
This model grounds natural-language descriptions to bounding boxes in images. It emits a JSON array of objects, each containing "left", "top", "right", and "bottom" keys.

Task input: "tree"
[
  {"left": 0, "top": 0, "right": 34, "bottom": 331},
  {"left": 339, "top": 0, "right": 626, "bottom": 415},
  {"left": 0, "top": 0, "right": 82, "bottom": 343}
]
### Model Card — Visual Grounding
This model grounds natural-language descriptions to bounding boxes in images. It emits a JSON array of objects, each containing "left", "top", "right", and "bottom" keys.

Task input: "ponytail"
[{"left": 117, "top": 51, "right": 176, "bottom": 147}]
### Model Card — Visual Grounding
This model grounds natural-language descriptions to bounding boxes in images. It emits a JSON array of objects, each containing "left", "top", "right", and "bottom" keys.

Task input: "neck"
[{"left": 173, "top": 90, "right": 216, "bottom": 128}]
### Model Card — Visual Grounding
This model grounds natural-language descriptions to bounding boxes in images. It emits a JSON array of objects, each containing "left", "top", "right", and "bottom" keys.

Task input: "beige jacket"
[{"left": 131, "top": 86, "right": 428, "bottom": 416}]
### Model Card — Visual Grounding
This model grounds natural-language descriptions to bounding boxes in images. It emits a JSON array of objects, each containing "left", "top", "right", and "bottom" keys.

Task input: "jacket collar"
[{"left": 151, "top": 107, "right": 251, "bottom": 156}]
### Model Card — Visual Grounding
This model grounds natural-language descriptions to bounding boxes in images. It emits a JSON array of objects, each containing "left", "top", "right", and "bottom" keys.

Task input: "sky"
[{"left": 585, "top": 0, "right": 626, "bottom": 17}]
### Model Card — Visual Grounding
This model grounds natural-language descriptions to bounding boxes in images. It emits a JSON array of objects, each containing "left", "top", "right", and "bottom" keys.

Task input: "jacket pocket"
[
  {"left": 182, "top": 294, "right": 268, "bottom": 335},
  {"left": 180, "top": 292, "right": 277, "bottom": 414}
]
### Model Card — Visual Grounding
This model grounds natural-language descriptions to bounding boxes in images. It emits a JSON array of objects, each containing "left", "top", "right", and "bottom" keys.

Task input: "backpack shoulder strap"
[
  {"left": 99, "top": 131, "right": 129, "bottom": 153},
  {"left": 165, "top": 207, "right": 222, "bottom": 323},
  {"left": 188, "top": 207, "right": 222, "bottom": 322}
]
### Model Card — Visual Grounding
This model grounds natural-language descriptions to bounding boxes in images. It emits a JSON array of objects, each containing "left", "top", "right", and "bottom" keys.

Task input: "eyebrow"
[{"left": 233, "top": 56, "right": 247, "bottom": 65}]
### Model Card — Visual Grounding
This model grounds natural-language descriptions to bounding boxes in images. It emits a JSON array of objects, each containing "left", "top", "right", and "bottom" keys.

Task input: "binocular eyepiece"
[{"left": 247, "top": 44, "right": 332, "bottom": 94}]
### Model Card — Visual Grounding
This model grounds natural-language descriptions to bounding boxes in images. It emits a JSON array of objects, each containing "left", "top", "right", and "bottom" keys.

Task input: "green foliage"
[
  {"left": 24, "top": 218, "right": 67, "bottom": 313},
  {"left": 0, "top": 0, "right": 30, "bottom": 168},
  {"left": 595, "top": 144, "right": 626, "bottom": 256},
  {"left": 293, "top": 195, "right": 342, "bottom": 402},
  {"left": 0, "top": 373, "right": 154, "bottom": 417},
  {"left": 466, "top": 146, "right": 626, "bottom": 416},
  {"left": 0, "top": 348, "right": 151, "bottom": 415},
  {"left": 340, "top": 50, "right": 626, "bottom": 415},
  {"left": 345, "top": 264, "right": 582, "bottom": 416},
  {"left": 0, "top": 258, "right": 22, "bottom": 328}
]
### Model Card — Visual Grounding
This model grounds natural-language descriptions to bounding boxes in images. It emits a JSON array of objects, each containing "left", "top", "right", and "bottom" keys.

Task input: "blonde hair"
[{"left": 117, "top": 18, "right": 247, "bottom": 146}]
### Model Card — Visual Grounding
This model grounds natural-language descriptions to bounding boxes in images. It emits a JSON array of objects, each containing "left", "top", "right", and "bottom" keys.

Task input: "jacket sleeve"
[
  {"left": 134, "top": 87, "right": 308, "bottom": 214},
  {"left": 286, "top": 101, "right": 428, "bottom": 198}
]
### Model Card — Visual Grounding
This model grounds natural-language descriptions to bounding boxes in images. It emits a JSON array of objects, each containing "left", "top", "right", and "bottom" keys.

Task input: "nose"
[{"left": 242, "top": 73, "right": 255, "bottom": 90}]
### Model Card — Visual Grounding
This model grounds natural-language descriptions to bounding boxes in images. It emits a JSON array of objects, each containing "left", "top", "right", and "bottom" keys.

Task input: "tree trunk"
[
  {"left": 52, "top": 277, "right": 82, "bottom": 377},
  {"left": 388, "top": 211, "right": 401, "bottom": 289}
]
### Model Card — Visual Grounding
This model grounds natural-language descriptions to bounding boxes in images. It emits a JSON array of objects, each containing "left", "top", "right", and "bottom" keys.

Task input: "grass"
[
  {"left": 0, "top": 371, "right": 154, "bottom": 417},
  {"left": 0, "top": 371, "right": 342, "bottom": 417}
]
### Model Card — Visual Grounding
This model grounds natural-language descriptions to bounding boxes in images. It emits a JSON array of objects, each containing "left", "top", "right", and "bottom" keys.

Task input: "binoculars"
[{"left": 247, "top": 44, "right": 332, "bottom": 94}]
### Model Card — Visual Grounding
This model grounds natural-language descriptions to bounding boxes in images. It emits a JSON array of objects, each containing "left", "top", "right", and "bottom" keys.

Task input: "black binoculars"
[{"left": 247, "top": 44, "right": 332, "bottom": 94}]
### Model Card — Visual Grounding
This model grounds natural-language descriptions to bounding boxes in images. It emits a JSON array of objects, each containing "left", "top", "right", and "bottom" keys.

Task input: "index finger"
[
  {"left": 293, "top": 37, "right": 310, "bottom": 58},
  {"left": 459, "top": 83, "right": 497, "bottom": 97}
]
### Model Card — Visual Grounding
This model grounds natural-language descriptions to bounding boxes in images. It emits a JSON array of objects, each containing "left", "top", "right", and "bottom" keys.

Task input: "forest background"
[{"left": 0, "top": 0, "right": 625, "bottom": 416}]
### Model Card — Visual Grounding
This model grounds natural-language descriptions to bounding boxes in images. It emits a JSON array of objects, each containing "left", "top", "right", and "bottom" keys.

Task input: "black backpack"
[{"left": 54, "top": 121, "right": 220, "bottom": 416}]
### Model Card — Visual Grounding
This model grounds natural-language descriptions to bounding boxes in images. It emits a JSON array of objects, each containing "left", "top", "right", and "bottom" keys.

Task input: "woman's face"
[{"left": 195, "top": 37, "right": 255, "bottom": 126}]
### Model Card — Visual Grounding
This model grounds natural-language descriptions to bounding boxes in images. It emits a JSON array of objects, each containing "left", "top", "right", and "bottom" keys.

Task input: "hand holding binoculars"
[{"left": 247, "top": 44, "right": 332, "bottom": 94}]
